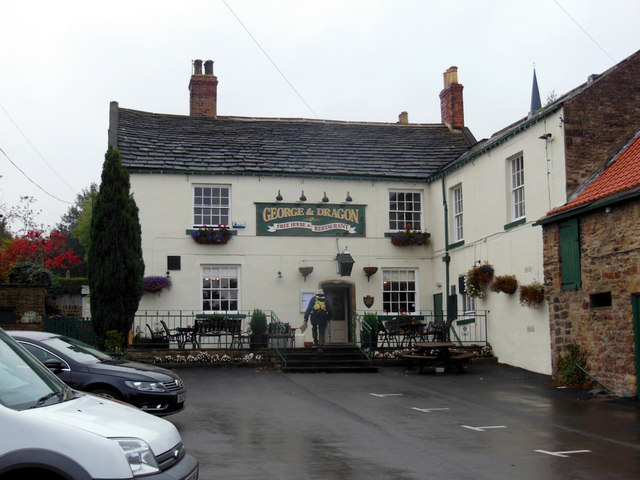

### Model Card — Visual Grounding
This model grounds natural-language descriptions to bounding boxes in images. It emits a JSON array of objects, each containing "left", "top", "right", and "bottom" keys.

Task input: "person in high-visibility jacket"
[{"left": 303, "top": 288, "right": 333, "bottom": 346}]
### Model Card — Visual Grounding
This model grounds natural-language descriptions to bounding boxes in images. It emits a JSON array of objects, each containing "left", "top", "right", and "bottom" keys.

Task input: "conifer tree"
[{"left": 88, "top": 147, "right": 144, "bottom": 348}]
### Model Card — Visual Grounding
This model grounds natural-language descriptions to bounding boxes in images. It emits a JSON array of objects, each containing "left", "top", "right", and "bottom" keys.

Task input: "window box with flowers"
[
  {"left": 388, "top": 226, "right": 431, "bottom": 247},
  {"left": 143, "top": 276, "right": 172, "bottom": 293},
  {"left": 519, "top": 281, "right": 545, "bottom": 308},
  {"left": 189, "top": 225, "right": 233, "bottom": 245},
  {"left": 490, "top": 274, "right": 518, "bottom": 294},
  {"left": 464, "top": 262, "right": 494, "bottom": 298}
]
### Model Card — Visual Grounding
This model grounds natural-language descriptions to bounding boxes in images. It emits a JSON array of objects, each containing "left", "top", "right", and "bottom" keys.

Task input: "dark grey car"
[{"left": 8, "top": 330, "right": 186, "bottom": 416}]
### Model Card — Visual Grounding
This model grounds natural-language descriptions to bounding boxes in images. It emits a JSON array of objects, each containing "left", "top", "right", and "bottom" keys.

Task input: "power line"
[
  {"left": 0, "top": 101, "right": 77, "bottom": 193},
  {"left": 0, "top": 145, "right": 72, "bottom": 204},
  {"left": 222, "top": 0, "right": 319, "bottom": 119},
  {"left": 553, "top": 0, "right": 615, "bottom": 63}
]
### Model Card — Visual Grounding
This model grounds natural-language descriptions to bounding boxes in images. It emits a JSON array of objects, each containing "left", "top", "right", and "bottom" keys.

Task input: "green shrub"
[
  {"left": 250, "top": 309, "right": 267, "bottom": 335},
  {"left": 105, "top": 330, "right": 125, "bottom": 353},
  {"left": 556, "top": 343, "right": 588, "bottom": 386}
]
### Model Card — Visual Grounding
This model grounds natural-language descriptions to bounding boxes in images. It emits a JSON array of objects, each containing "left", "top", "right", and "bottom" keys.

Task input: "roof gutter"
[
  {"left": 535, "top": 188, "right": 640, "bottom": 226},
  {"left": 124, "top": 167, "right": 434, "bottom": 184},
  {"left": 428, "top": 104, "right": 563, "bottom": 183}
]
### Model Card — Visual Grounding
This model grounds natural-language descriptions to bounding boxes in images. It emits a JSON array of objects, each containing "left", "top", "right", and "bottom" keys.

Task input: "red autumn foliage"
[{"left": 0, "top": 230, "right": 81, "bottom": 281}]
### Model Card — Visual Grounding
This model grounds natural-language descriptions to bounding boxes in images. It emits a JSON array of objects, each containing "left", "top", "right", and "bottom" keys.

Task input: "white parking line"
[
  {"left": 534, "top": 450, "right": 591, "bottom": 458},
  {"left": 369, "top": 393, "right": 403, "bottom": 397},
  {"left": 461, "top": 425, "right": 507, "bottom": 432},
  {"left": 411, "top": 407, "right": 450, "bottom": 413}
]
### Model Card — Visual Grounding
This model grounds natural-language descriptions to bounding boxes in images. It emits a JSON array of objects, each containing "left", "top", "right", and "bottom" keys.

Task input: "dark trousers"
[{"left": 311, "top": 318, "right": 328, "bottom": 345}]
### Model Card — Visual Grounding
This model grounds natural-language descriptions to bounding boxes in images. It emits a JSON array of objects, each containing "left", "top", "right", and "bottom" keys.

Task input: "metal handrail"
[
  {"left": 352, "top": 312, "right": 374, "bottom": 364},
  {"left": 268, "top": 311, "right": 288, "bottom": 367}
]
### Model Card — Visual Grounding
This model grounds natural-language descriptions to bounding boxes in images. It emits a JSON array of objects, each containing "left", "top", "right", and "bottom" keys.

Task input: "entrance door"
[
  {"left": 433, "top": 293, "right": 444, "bottom": 323},
  {"left": 324, "top": 285, "right": 350, "bottom": 344}
]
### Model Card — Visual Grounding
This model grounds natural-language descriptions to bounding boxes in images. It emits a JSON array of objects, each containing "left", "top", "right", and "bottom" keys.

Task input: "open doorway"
[{"left": 322, "top": 283, "right": 353, "bottom": 344}]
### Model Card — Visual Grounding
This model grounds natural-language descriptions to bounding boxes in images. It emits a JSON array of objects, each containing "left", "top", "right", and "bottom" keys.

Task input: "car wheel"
[{"left": 90, "top": 387, "right": 123, "bottom": 401}]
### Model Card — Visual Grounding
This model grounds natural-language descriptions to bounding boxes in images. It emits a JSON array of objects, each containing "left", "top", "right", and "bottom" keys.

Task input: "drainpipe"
[{"left": 441, "top": 177, "right": 451, "bottom": 297}]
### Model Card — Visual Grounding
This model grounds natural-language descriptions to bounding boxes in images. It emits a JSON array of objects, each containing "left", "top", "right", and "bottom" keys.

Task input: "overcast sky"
[{"left": 1, "top": 0, "right": 639, "bottom": 231}]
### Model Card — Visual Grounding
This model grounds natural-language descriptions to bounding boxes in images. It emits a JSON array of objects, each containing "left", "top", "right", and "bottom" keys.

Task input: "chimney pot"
[
  {"left": 204, "top": 60, "right": 214, "bottom": 75},
  {"left": 443, "top": 66, "right": 459, "bottom": 88},
  {"left": 193, "top": 59, "right": 203, "bottom": 75}
]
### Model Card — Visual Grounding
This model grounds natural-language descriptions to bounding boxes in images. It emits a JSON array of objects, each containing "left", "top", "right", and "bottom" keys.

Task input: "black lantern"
[{"left": 336, "top": 247, "right": 355, "bottom": 277}]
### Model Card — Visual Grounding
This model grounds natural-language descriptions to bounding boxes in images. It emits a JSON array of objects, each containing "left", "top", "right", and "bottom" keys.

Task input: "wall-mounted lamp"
[
  {"left": 276, "top": 190, "right": 283, "bottom": 201},
  {"left": 363, "top": 266, "right": 378, "bottom": 281},
  {"left": 299, "top": 190, "right": 307, "bottom": 202},
  {"left": 166, "top": 271, "right": 171, "bottom": 278},
  {"left": 322, "top": 192, "right": 329, "bottom": 202},
  {"left": 299, "top": 266, "right": 313, "bottom": 281},
  {"left": 278, "top": 271, "right": 283, "bottom": 279},
  {"left": 345, "top": 192, "right": 352, "bottom": 202},
  {"left": 336, "top": 247, "right": 355, "bottom": 277},
  {"left": 538, "top": 133, "right": 552, "bottom": 140}
]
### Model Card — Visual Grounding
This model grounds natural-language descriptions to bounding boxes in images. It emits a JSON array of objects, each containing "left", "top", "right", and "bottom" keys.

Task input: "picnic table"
[{"left": 399, "top": 342, "right": 475, "bottom": 373}]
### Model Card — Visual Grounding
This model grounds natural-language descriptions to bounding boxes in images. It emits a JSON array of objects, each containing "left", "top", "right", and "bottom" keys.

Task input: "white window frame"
[
  {"left": 510, "top": 154, "right": 525, "bottom": 220},
  {"left": 451, "top": 184, "right": 463, "bottom": 242},
  {"left": 382, "top": 268, "right": 418, "bottom": 314},
  {"left": 388, "top": 190, "right": 424, "bottom": 231},
  {"left": 193, "top": 184, "right": 231, "bottom": 227},
  {"left": 461, "top": 292, "right": 475, "bottom": 314},
  {"left": 201, "top": 265, "right": 240, "bottom": 313}
]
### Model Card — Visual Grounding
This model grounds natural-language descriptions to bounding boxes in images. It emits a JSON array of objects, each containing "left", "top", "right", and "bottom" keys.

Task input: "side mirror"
[{"left": 44, "top": 358, "right": 65, "bottom": 373}]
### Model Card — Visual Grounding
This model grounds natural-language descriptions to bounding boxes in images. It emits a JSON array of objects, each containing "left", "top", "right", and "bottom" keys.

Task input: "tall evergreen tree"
[{"left": 88, "top": 147, "right": 144, "bottom": 348}]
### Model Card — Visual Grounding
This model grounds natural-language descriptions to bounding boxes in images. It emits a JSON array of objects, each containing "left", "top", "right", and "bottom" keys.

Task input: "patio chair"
[
  {"left": 160, "top": 320, "right": 184, "bottom": 348},
  {"left": 231, "top": 327, "right": 251, "bottom": 349}
]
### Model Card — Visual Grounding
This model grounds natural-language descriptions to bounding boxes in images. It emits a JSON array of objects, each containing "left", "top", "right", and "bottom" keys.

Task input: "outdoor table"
[{"left": 175, "top": 326, "right": 198, "bottom": 349}]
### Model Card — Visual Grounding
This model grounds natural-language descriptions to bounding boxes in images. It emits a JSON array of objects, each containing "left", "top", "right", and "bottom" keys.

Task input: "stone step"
[{"left": 279, "top": 345, "right": 378, "bottom": 373}]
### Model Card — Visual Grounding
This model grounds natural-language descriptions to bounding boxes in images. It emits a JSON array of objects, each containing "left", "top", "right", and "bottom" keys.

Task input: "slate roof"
[
  {"left": 111, "top": 105, "right": 475, "bottom": 181},
  {"left": 540, "top": 128, "right": 640, "bottom": 221}
]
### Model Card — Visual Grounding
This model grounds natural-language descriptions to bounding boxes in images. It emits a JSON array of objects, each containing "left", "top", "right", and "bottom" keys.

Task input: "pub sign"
[{"left": 257, "top": 203, "right": 366, "bottom": 236}]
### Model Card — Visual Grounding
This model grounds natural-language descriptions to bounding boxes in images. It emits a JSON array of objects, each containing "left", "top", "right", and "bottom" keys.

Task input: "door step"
[{"left": 280, "top": 345, "right": 378, "bottom": 373}]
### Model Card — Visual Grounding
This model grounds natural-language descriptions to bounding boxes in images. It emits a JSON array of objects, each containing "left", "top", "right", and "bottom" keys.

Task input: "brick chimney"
[
  {"left": 398, "top": 111, "right": 409, "bottom": 124},
  {"left": 189, "top": 59, "right": 218, "bottom": 117},
  {"left": 439, "top": 66, "right": 464, "bottom": 128}
]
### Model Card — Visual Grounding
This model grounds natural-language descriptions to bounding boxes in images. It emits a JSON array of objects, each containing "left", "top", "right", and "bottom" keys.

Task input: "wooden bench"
[
  {"left": 446, "top": 352, "right": 476, "bottom": 371},
  {"left": 399, "top": 353, "right": 438, "bottom": 373}
]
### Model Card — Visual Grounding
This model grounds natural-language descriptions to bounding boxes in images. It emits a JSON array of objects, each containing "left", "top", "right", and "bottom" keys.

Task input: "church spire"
[{"left": 529, "top": 68, "right": 542, "bottom": 116}]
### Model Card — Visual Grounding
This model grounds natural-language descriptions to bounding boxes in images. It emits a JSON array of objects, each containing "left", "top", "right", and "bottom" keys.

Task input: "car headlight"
[
  {"left": 125, "top": 380, "right": 167, "bottom": 392},
  {"left": 113, "top": 438, "right": 160, "bottom": 476}
]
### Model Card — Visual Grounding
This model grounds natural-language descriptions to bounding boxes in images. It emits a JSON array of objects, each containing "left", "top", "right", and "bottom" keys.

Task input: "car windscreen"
[
  {"left": 42, "top": 336, "right": 113, "bottom": 363},
  {"left": 0, "top": 329, "right": 70, "bottom": 410}
]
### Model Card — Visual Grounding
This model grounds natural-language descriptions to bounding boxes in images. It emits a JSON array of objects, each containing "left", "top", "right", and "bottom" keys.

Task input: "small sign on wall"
[{"left": 301, "top": 292, "right": 314, "bottom": 312}]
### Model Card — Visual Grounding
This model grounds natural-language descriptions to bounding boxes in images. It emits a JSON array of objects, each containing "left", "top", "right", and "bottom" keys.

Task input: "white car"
[{"left": 0, "top": 328, "right": 198, "bottom": 480}]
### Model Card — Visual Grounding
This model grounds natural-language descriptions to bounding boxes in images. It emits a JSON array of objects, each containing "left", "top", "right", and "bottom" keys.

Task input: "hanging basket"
[{"left": 191, "top": 226, "right": 232, "bottom": 245}]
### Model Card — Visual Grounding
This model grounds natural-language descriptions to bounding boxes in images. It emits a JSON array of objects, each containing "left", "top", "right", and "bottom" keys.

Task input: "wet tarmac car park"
[{"left": 167, "top": 364, "right": 639, "bottom": 480}]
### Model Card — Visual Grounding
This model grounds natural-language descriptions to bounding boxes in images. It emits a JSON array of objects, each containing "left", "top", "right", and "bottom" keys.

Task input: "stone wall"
[
  {"left": 0, "top": 284, "right": 46, "bottom": 329},
  {"left": 563, "top": 49, "right": 640, "bottom": 196},
  {"left": 543, "top": 199, "right": 640, "bottom": 396}
]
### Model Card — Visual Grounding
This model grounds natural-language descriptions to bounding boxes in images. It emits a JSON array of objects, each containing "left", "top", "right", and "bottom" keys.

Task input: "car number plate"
[{"left": 177, "top": 394, "right": 185, "bottom": 403}]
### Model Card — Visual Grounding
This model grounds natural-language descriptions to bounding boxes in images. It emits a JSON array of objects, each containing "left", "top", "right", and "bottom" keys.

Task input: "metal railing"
[
  {"left": 131, "top": 310, "right": 295, "bottom": 351},
  {"left": 44, "top": 316, "right": 98, "bottom": 346},
  {"left": 354, "top": 310, "right": 489, "bottom": 347},
  {"left": 352, "top": 312, "right": 375, "bottom": 364}
]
